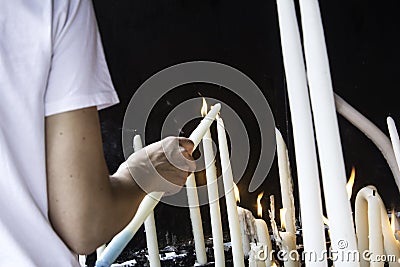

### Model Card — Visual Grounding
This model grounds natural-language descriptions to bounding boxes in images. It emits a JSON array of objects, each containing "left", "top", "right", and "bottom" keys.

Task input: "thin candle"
[
  {"left": 133, "top": 135, "right": 161, "bottom": 267},
  {"left": 254, "top": 193, "right": 273, "bottom": 267},
  {"left": 275, "top": 129, "right": 296, "bottom": 235},
  {"left": 185, "top": 173, "right": 207, "bottom": 265},
  {"left": 217, "top": 114, "right": 245, "bottom": 267},
  {"left": 275, "top": 0, "right": 327, "bottom": 265},
  {"left": 201, "top": 99, "right": 225, "bottom": 266},
  {"left": 334, "top": 95, "right": 400, "bottom": 192},
  {"left": 387, "top": 117, "right": 400, "bottom": 180},
  {"left": 298, "top": 0, "right": 359, "bottom": 264}
]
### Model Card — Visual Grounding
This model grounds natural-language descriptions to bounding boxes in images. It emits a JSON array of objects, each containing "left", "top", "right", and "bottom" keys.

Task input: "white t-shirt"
[{"left": 0, "top": 0, "right": 119, "bottom": 266}]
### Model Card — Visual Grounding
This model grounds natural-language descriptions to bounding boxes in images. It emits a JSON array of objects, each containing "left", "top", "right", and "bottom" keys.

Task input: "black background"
[{"left": 92, "top": 0, "right": 400, "bottom": 247}]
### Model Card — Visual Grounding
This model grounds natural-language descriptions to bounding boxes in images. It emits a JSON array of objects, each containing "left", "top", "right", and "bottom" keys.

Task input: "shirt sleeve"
[{"left": 44, "top": 0, "right": 119, "bottom": 116}]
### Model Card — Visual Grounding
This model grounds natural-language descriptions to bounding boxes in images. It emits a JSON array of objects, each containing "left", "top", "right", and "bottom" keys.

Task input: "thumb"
[{"left": 178, "top": 137, "right": 195, "bottom": 156}]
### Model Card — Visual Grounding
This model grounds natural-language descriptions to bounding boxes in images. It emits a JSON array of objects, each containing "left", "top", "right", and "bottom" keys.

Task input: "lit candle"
[
  {"left": 390, "top": 210, "right": 400, "bottom": 242},
  {"left": 355, "top": 186, "right": 393, "bottom": 267},
  {"left": 254, "top": 193, "right": 273, "bottom": 267},
  {"left": 279, "top": 208, "right": 298, "bottom": 267},
  {"left": 275, "top": 129, "right": 296, "bottom": 235},
  {"left": 133, "top": 135, "right": 161, "bottom": 267},
  {"left": 96, "top": 103, "right": 221, "bottom": 267},
  {"left": 249, "top": 242, "right": 267, "bottom": 267},
  {"left": 235, "top": 184, "right": 257, "bottom": 257},
  {"left": 201, "top": 99, "right": 225, "bottom": 266},
  {"left": 275, "top": 0, "right": 327, "bottom": 265},
  {"left": 217, "top": 114, "right": 245, "bottom": 267},
  {"left": 184, "top": 103, "right": 224, "bottom": 266},
  {"left": 298, "top": 0, "right": 359, "bottom": 265}
]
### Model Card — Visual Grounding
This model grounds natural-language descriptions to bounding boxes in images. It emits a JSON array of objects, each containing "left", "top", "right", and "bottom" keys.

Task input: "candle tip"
[{"left": 214, "top": 103, "right": 221, "bottom": 109}]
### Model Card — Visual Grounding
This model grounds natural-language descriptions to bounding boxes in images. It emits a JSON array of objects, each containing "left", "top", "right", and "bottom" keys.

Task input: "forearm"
[
  {"left": 46, "top": 107, "right": 145, "bottom": 254},
  {"left": 48, "top": 162, "right": 146, "bottom": 255}
]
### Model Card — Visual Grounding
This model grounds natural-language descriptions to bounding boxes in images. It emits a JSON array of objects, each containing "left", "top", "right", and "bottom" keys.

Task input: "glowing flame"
[
  {"left": 391, "top": 209, "right": 396, "bottom": 235},
  {"left": 280, "top": 208, "right": 287, "bottom": 231},
  {"left": 257, "top": 192, "right": 264, "bottom": 218},
  {"left": 346, "top": 166, "right": 356, "bottom": 200},
  {"left": 323, "top": 215, "right": 330, "bottom": 226},
  {"left": 234, "top": 183, "right": 240, "bottom": 203},
  {"left": 201, "top": 98, "right": 208, "bottom": 117}
]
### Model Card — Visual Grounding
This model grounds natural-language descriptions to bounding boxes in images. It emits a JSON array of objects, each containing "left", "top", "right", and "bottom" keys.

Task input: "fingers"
[
  {"left": 124, "top": 136, "right": 197, "bottom": 196},
  {"left": 178, "top": 137, "right": 195, "bottom": 156}
]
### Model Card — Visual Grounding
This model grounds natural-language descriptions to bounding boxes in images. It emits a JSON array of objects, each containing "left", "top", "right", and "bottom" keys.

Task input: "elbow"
[
  {"left": 49, "top": 213, "right": 108, "bottom": 255},
  {"left": 65, "top": 232, "right": 100, "bottom": 255}
]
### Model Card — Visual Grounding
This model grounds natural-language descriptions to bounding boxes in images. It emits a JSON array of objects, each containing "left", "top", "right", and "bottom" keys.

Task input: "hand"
[{"left": 115, "top": 136, "right": 196, "bottom": 196}]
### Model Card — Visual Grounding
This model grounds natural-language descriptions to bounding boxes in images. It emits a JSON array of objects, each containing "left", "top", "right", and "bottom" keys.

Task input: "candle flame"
[
  {"left": 346, "top": 166, "right": 356, "bottom": 200},
  {"left": 257, "top": 192, "right": 264, "bottom": 218},
  {"left": 391, "top": 209, "right": 396, "bottom": 235},
  {"left": 234, "top": 183, "right": 240, "bottom": 203},
  {"left": 322, "top": 215, "right": 329, "bottom": 226},
  {"left": 280, "top": 208, "right": 287, "bottom": 231},
  {"left": 201, "top": 98, "right": 208, "bottom": 117}
]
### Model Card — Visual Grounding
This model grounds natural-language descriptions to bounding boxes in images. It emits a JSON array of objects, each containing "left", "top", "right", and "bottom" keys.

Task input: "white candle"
[
  {"left": 368, "top": 196, "right": 384, "bottom": 267},
  {"left": 279, "top": 232, "right": 297, "bottom": 267},
  {"left": 133, "top": 135, "right": 161, "bottom": 267},
  {"left": 185, "top": 172, "right": 207, "bottom": 265},
  {"left": 254, "top": 219, "right": 273, "bottom": 267},
  {"left": 217, "top": 114, "right": 245, "bottom": 267},
  {"left": 275, "top": 129, "right": 296, "bottom": 235},
  {"left": 298, "top": 0, "right": 359, "bottom": 265},
  {"left": 387, "top": 117, "right": 400, "bottom": 179},
  {"left": 334, "top": 94, "right": 400, "bottom": 193},
  {"left": 184, "top": 102, "right": 223, "bottom": 265},
  {"left": 249, "top": 242, "right": 267, "bottom": 267},
  {"left": 201, "top": 101, "right": 225, "bottom": 266},
  {"left": 96, "top": 103, "right": 221, "bottom": 267},
  {"left": 237, "top": 206, "right": 257, "bottom": 257},
  {"left": 275, "top": 0, "right": 327, "bottom": 266},
  {"left": 78, "top": 255, "right": 86, "bottom": 266},
  {"left": 355, "top": 186, "right": 400, "bottom": 267}
]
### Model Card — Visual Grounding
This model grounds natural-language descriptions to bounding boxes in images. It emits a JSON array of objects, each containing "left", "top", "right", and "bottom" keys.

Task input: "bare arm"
[
  {"left": 46, "top": 107, "right": 195, "bottom": 254},
  {"left": 46, "top": 107, "right": 146, "bottom": 254}
]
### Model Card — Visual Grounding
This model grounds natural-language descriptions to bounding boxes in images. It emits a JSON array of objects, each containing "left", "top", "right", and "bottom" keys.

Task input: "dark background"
[{"left": 92, "top": 0, "right": 400, "bottom": 249}]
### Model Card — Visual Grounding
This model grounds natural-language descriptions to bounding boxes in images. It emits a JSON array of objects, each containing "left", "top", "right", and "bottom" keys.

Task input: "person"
[{"left": 0, "top": 0, "right": 195, "bottom": 266}]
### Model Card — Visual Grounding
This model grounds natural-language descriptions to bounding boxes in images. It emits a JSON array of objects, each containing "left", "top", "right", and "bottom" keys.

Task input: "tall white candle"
[
  {"left": 217, "top": 114, "right": 245, "bottom": 267},
  {"left": 201, "top": 101, "right": 225, "bottom": 266},
  {"left": 96, "top": 103, "right": 221, "bottom": 267},
  {"left": 185, "top": 172, "right": 207, "bottom": 265},
  {"left": 184, "top": 102, "right": 223, "bottom": 266},
  {"left": 275, "top": 0, "right": 327, "bottom": 266},
  {"left": 133, "top": 135, "right": 161, "bottom": 267},
  {"left": 298, "top": 0, "right": 359, "bottom": 265}
]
